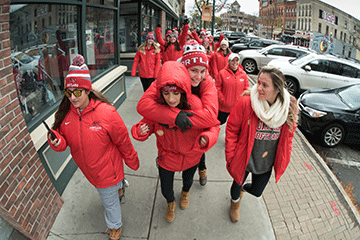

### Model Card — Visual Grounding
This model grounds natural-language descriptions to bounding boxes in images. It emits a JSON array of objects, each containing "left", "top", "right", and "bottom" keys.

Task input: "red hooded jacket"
[
  {"left": 156, "top": 25, "right": 188, "bottom": 63},
  {"left": 216, "top": 65, "right": 249, "bottom": 113},
  {"left": 48, "top": 99, "right": 139, "bottom": 188},
  {"left": 225, "top": 95, "right": 296, "bottom": 185},
  {"left": 137, "top": 71, "right": 219, "bottom": 129},
  {"left": 132, "top": 62, "right": 220, "bottom": 171},
  {"left": 131, "top": 43, "right": 161, "bottom": 78}
]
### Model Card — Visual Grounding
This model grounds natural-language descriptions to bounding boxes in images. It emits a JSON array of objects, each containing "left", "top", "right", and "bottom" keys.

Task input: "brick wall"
[{"left": 0, "top": 1, "right": 63, "bottom": 240}]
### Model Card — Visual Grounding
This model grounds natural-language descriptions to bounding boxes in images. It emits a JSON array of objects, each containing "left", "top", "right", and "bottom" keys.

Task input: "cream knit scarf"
[{"left": 250, "top": 84, "right": 290, "bottom": 129}]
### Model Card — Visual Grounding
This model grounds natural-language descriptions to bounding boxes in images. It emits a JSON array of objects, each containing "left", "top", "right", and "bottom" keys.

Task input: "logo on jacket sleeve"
[
  {"left": 156, "top": 130, "right": 164, "bottom": 136},
  {"left": 89, "top": 121, "right": 102, "bottom": 131}
]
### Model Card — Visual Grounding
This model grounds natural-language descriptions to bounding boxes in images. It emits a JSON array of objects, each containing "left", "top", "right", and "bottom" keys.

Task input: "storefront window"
[
  {"left": 10, "top": 4, "right": 78, "bottom": 124},
  {"left": 85, "top": 7, "right": 115, "bottom": 77}
]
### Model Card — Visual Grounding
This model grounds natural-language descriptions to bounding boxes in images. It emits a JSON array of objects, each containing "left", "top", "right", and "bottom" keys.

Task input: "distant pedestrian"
[
  {"left": 225, "top": 66, "right": 298, "bottom": 222},
  {"left": 47, "top": 54, "right": 139, "bottom": 240},
  {"left": 216, "top": 53, "right": 249, "bottom": 125},
  {"left": 131, "top": 32, "right": 161, "bottom": 91},
  {"left": 132, "top": 61, "right": 219, "bottom": 222},
  {"left": 212, "top": 39, "right": 232, "bottom": 80}
]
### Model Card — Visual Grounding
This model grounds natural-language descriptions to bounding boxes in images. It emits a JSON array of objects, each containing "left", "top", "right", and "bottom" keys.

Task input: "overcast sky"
[{"left": 185, "top": 0, "right": 360, "bottom": 21}]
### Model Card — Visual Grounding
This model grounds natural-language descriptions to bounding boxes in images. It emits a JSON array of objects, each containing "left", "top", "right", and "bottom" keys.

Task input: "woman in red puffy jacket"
[
  {"left": 211, "top": 39, "right": 232, "bottom": 80},
  {"left": 131, "top": 32, "right": 161, "bottom": 91},
  {"left": 216, "top": 53, "right": 249, "bottom": 125},
  {"left": 137, "top": 40, "right": 220, "bottom": 187},
  {"left": 156, "top": 23, "right": 188, "bottom": 63},
  {"left": 132, "top": 61, "right": 219, "bottom": 223},
  {"left": 47, "top": 55, "right": 139, "bottom": 240},
  {"left": 225, "top": 66, "right": 298, "bottom": 223}
]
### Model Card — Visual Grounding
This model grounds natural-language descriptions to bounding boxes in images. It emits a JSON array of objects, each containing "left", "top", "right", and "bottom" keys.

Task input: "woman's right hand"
[
  {"left": 49, "top": 134, "right": 61, "bottom": 147},
  {"left": 140, "top": 124, "right": 150, "bottom": 135}
]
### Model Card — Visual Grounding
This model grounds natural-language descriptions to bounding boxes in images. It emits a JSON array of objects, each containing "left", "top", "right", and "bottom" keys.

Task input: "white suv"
[
  {"left": 268, "top": 53, "right": 360, "bottom": 95},
  {"left": 239, "top": 44, "right": 312, "bottom": 74}
]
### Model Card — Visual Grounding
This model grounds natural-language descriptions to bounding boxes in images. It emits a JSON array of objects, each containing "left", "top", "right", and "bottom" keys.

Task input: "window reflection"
[
  {"left": 85, "top": 7, "right": 115, "bottom": 76},
  {"left": 10, "top": 4, "right": 78, "bottom": 124}
]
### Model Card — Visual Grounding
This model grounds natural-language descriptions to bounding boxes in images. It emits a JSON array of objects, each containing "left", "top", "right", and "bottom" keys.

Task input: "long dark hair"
[
  {"left": 52, "top": 89, "right": 112, "bottom": 130},
  {"left": 158, "top": 92, "right": 190, "bottom": 110},
  {"left": 164, "top": 41, "right": 181, "bottom": 52}
]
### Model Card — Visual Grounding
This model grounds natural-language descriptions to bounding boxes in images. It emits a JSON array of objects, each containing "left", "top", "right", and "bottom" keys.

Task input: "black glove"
[
  {"left": 159, "top": 123, "right": 170, "bottom": 129},
  {"left": 157, "top": 24, "right": 161, "bottom": 28},
  {"left": 175, "top": 111, "right": 194, "bottom": 130},
  {"left": 183, "top": 18, "right": 190, "bottom": 25}
]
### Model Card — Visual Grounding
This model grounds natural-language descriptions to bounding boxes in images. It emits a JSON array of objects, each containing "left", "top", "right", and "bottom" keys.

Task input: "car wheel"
[
  {"left": 284, "top": 77, "right": 298, "bottom": 96},
  {"left": 243, "top": 59, "right": 257, "bottom": 74},
  {"left": 320, "top": 123, "right": 345, "bottom": 148}
]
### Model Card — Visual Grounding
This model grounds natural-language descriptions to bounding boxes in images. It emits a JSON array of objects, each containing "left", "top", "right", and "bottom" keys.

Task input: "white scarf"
[{"left": 250, "top": 84, "right": 290, "bottom": 129}]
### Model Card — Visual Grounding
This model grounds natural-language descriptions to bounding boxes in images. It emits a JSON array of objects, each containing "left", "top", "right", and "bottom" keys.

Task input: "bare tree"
[{"left": 259, "top": 1, "right": 282, "bottom": 38}]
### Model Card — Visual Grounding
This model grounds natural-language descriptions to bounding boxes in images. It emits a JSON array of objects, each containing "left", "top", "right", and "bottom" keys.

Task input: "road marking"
[{"left": 326, "top": 157, "right": 360, "bottom": 167}]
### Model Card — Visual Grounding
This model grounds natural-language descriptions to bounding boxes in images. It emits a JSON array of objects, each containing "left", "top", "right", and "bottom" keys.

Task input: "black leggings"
[
  {"left": 159, "top": 164, "right": 198, "bottom": 203},
  {"left": 140, "top": 77, "right": 155, "bottom": 92},
  {"left": 230, "top": 170, "right": 272, "bottom": 199},
  {"left": 217, "top": 110, "right": 230, "bottom": 125},
  {"left": 198, "top": 153, "right": 206, "bottom": 171}
]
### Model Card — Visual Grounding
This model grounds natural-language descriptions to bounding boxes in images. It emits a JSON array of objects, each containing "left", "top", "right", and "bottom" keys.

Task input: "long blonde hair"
[{"left": 52, "top": 90, "right": 112, "bottom": 130}]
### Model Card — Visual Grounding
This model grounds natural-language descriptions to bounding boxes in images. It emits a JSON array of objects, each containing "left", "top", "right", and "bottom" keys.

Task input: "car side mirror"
[
  {"left": 263, "top": 51, "right": 268, "bottom": 56},
  {"left": 304, "top": 65, "right": 311, "bottom": 72}
]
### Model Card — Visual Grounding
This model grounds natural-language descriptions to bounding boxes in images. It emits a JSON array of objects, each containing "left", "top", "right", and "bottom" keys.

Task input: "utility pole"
[{"left": 211, "top": 0, "right": 215, "bottom": 36}]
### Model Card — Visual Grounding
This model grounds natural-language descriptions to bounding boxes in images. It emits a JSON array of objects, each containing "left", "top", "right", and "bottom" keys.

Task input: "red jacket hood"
[{"left": 156, "top": 61, "right": 191, "bottom": 97}]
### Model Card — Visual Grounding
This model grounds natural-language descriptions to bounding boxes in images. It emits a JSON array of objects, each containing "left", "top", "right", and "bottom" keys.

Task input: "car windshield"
[
  {"left": 337, "top": 85, "right": 360, "bottom": 109},
  {"left": 290, "top": 53, "right": 316, "bottom": 66},
  {"left": 259, "top": 45, "right": 275, "bottom": 54},
  {"left": 14, "top": 53, "right": 34, "bottom": 64}
]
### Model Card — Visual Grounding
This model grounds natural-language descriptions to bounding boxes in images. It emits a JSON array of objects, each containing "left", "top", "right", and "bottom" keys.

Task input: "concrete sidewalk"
[{"left": 48, "top": 77, "right": 360, "bottom": 240}]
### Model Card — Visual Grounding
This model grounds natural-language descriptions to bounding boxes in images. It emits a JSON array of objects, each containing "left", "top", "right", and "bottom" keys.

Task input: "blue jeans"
[{"left": 96, "top": 180, "right": 123, "bottom": 229}]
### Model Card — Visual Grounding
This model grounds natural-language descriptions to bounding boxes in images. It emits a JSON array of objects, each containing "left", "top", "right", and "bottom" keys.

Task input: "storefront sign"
[
  {"left": 202, "top": 5, "right": 212, "bottom": 22},
  {"left": 322, "top": 11, "right": 335, "bottom": 25}
]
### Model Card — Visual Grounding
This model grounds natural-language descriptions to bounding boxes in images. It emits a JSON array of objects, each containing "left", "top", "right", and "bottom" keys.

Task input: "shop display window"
[{"left": 10, "top": 4, "right": 79, "bottom": 125}]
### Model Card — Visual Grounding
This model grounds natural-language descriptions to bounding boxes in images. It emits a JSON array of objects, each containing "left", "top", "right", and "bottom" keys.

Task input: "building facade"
[
  {"left": 258, "top": 0, "right": 360, "bottom": 59},
  {"left": 220, "top": 1, "right": 257, "bottom": 34},
  {"left": 0, "top": 0, "right": 183, "bottom": 239}
]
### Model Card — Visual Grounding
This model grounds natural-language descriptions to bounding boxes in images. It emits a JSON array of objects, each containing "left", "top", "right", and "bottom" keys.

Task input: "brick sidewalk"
[{"left": 263, "top": 130, "right": 360, "bottom": 239}]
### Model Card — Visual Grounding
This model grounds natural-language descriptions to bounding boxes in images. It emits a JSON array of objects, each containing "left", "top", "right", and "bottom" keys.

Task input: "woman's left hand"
[{"left": 199, "top": 136, "right": 208, "bottom": 147}]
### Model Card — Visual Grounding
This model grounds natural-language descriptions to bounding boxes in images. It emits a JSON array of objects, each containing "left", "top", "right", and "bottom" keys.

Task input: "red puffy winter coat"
[
  {"left": 131, "top": 43, "right": 161, "bottom": 78},
  {"left": 212, "top": 50, "right": 231, "bottom": 80},
  {"left": 137, "top": 71, "right": 219, "bottom": 130},
  {"left": 156, "top": 25, "right": 188, "bottom": 63},
  {"left": 225, "top": 94, "right": 297, "bottom": 185},
  {"left": 132, "top": 62, "right": 220, "bottom": 171},
  {"left": 48, "top": 99, "right": 139, "bottom": 188},
  {"left": 216, "top": 65, "right": 249, "bottom": 113}
]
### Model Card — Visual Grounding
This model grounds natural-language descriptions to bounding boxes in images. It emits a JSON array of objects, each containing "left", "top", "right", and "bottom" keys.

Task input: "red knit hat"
[
  {"left": 65, "top": 54, "right": 92, "bottom": 90},
  {"left": 146, "top": 32, "right": 155, "bottom": 41},
  {"left": 179, "top": 40, "right": 208, "bottom": 69}
]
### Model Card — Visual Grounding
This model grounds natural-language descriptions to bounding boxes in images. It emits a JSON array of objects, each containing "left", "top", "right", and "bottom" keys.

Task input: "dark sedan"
[
  {"left": 231, "top": 39, "right": 284, "bottom": 53},
  {"left": 298, "top": 84, "right": 360, "bottom": 147},
  {"left": 229, "top": 36, "right": 260, "bottom": 48}
]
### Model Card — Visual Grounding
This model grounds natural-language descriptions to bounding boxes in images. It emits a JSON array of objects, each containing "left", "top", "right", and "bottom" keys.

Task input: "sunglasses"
[{"left": 64, "top": 89, "right": 84, "bottom": 98}]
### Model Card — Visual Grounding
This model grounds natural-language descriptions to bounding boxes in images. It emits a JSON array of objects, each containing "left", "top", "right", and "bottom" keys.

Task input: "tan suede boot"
[
  {"left": 179, "top": 190, "right": 189, "bottom": 210},
  {"left": 165, "top": 201, "right": 176, "bottom": 222},
  {"left": 106, "top": 227, "right": 122, "bottom": 240},
  {"left": 198, "top": 169, "right": 207, "bottom": 186},
  {"left": 230, "top": 189, "right": 244, "bottom": 222}
]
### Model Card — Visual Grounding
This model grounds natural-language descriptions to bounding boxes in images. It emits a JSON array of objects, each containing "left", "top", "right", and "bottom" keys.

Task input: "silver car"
[{"left": 239, "top": 44, "right": 312, "bottom": 74}]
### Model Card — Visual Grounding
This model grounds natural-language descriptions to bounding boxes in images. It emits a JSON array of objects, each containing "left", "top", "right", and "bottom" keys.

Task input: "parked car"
[
  {"left": 226, "top": 31, "right": 246, "bottom": 40},
  {"left": 231, "top": 39, "right": 284, "bottom": 53},
  {"left": 268, "top": 52, "right": 360, "bottom": 96},
  {"left": 229, "top": 36, "right": 260, "bottom": 47},
  {"left": 11, "top": 51, "right": 39, "bottom": 73},
  {"left": 214, "top": 31, "right": 232, "bottom": 41},
  {"left": 239, "top": 44, "right": 312, "bottom": 74},
  {"left": 298, "top": 84, "right": 360, "bottom": 147}
]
